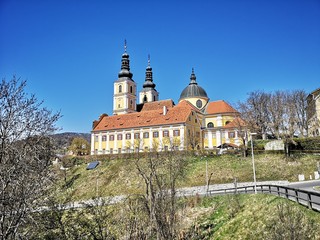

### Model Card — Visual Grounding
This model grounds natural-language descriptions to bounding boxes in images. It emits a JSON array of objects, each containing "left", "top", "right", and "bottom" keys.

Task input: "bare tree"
[
  {"left": 0, "top": 76, "right": 60, "bottom": 239},
  {"left": 127, "top": 147, "right": 188, "bottom": 239},
  {"left": 238, "top": 91, "right": 270, "bottom": 139}
]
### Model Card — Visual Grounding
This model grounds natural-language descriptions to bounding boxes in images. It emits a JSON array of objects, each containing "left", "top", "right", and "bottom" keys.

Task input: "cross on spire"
[{"left": 124, "top": 39, "right": 127, "bottom": 53}]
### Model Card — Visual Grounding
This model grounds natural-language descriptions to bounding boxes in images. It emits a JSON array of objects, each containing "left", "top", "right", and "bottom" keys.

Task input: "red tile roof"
[
  {"left": 92, "top": 100, "right": 193, "bottom": 132},
  {"left": 223, "top": 117, "right": 246, "bottom": 128},
  {"left": 206, "top": 100, "right": 238, "bottom": 115},
  {"left": 140, "top": 99, "right": 174, "bottom": 111}
]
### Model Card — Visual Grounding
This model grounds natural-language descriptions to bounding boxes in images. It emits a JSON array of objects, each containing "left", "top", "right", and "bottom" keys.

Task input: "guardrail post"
[
  {"left": 307, "top": 193, "right": 312, "bottom": 209},
  {"left": 285, "top": 188, "right": 288, "bottom": 199},
  {"left": 295, "top": 190, "right": 299, "bottom": 203}
]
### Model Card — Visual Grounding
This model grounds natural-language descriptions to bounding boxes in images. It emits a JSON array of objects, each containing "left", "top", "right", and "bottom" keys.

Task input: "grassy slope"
[
  {"left": 55, "top": 153, "right": 320, "bottom": 201},
  {"left": 183, "top": 194, "right": 320, "bottom": 239}
]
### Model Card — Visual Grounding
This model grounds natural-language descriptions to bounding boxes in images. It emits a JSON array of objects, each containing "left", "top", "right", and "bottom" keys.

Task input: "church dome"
[{"left": 179, "top": 69, "right": 208, "bottom": 101}]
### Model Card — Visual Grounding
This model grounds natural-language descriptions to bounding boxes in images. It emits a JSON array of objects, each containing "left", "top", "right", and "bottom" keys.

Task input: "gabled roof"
[
  {"left": 92, "top": 100, "right": 193, "bottom": 132},
  {"left": 205, "top": 100, "right": 238, "bottom": 115},
  {"left": 140, "top": 99, "right": 174, "bottom": 112}
]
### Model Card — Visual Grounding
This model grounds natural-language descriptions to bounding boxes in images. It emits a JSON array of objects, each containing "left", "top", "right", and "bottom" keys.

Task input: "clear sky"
[{"left": 1, "top": 0, "right": 319, "bottom": 133}]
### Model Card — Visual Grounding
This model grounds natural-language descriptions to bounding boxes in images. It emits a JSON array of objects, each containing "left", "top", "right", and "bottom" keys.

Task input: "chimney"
[{"left": 163, "top": 106, "right": 167, "bottom": 115}]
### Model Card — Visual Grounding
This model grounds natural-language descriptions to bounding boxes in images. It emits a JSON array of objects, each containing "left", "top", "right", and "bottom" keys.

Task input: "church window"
[
  {"left": 130, "top": 86, "right": 133, "bottom": 93},
  {"left": 126, "top": 133, "right": 131, "bottom": 139},
  {"left": 95, "top": 136, "right": 98, "bottom": 142},
  {"left": 109, "top": 135, "right": 114, "bottom": 141},
  {"left": 153, "top": 96, "right": 156, "bottom": 101},
  {"left": 102, "top": 135, "right": 107, "bottom": 141},
  {"left": 153, "top": 131, "right": 159, "bottom": 138},
  {"left": 119, "top": 85, "right": 122, "bottom": 93},
  {"left": 195, "top": 119, "right": 198, "bottom": 123},
  {"left": 110, "top": 148, "right": 113, "bottom": 154},
  {"left": 228, "top": 132, "right": 235, "bottom": 138},
  {"left": 173, "top": 130, "right": 180, "bottom": 136},
  {"left": 134, "top": 133, "right": 140, "bottom": 139},
  {"left": 207, "top": 122, "right": 214, "bottom": 128},
  {"left": 163, "top": 130, "right": 169, "bottom": 137},
  {"left": 117, "top": 134, "right": 122, "bottom": 140},
  {"left": 143, "top": 95, "right": 147, "bottom": 102},
  {"left": 118, "top": 148, "right": 121, "bottom": 153},
  {"left": 143, "top": 132, "right": 149, "bottom": 138}
]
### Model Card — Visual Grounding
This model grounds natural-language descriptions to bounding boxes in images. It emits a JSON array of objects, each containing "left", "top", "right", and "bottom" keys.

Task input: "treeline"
[{"left": 238, "top": 90, "right": 308, "bottom": 139}]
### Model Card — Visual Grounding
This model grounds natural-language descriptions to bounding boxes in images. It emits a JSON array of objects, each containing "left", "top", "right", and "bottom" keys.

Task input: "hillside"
[
  {"left": 55, "top": 153, "right": 320, "bottom": 201},
  {"left": 51, "top": 132, "right": 91, "bottom": 153}
]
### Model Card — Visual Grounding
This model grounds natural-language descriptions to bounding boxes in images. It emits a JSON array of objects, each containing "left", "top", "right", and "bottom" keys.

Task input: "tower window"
[
  {"left": 196, "top": 99, "right": 202, "bottom": 108},
  {"left": 143, "top": 95, "right": 147, "bottom": 103},
  {"left": 207, "top": 122, "right": 214, "bottom": 128},
  {"left": 119, "top": 85, "right": 122, "bottom": 93},
  {"left": 130, "top": 86, "right": 133, "bottom": 93},
  {"left": 153, "top": 96, "right": 156, "bottom": 101}
]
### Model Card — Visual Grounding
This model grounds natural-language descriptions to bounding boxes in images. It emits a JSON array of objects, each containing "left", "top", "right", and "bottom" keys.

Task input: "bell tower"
[
  {"left": 113, "top": 41, "right": 137, "bottom": 115},
  {"left": 139, "top": 55, "right": 159, "bottom": 103}
]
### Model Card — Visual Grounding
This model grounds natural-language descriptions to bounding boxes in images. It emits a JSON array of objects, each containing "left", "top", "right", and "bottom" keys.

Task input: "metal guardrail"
[{"left": 207, "top": 184, "right": 320, "bottom": 212}]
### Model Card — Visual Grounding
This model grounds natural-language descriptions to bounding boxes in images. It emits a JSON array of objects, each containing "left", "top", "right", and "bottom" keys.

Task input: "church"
[{"left": 90, "top": 44, "right": 244, "bottom": 155}]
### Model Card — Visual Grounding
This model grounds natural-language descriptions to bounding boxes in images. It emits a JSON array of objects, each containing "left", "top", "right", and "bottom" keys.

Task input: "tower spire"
[
  {"left": 189, "top": 67, "right": 197, "bottom": 85},
  {"left": 143, "top": 54, "right": 155, "bottom": 89},
  {"left": 118, "top": 40, "right": 133, "bottom": 79}
]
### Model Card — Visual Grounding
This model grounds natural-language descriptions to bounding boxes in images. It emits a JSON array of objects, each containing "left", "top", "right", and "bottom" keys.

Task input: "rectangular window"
[
  {"left": 173, "top": 130, "right": 180, "bottom": 136},
  {"left": 117, "top": 134, "right": 122, "bottom": 140},
  {"left": 95, "top": 136, "right": 99, "bottom": 142},
  {"left": 126, "top": 133, "right": 131, "bottom": 139},
  {"left": 153, "top": 131, "right": 159, "bottom": 138},
  {"left": 102, "top": 135, "right": 107, "bottom": 141},
  {"left": 228, "top": 132, "right": 235, "bottom": 138},
  {"left": 110, "top": 148, "right": 113, "bottom": 154},
  {"left": 109, "top": 135, "right": 114, "bottom": 141},
  {"left": 143, "top": 132, "right": 149, "bottom": 138},
  {"left": 164, "top": 146, "right": 168, "bottom": 151},
  {"left": 118, "top": 148, "right": 121, "bottom": 153},
  {"left": 134, "top": 133, "right": 140, "bottom": 139},
  {"left": 163, "top": 130, "right": 169, "bottom": 137},
  {"left": 195, "top": 119, "right": 198, "bottom": 123}
]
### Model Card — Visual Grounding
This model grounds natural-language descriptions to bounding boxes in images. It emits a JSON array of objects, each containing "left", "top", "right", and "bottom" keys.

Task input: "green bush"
[{"left": 293, "top": 137, "right": 320, "bottom": 151}]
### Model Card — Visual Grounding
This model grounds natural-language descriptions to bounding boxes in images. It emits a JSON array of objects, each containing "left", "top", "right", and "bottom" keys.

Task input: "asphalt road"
[{"left": 288, "top": 180, "right": 320, "bottom": 192}]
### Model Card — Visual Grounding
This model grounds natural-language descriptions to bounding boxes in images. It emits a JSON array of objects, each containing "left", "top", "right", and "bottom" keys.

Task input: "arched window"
[
  {"left": 130, "top": 86, "right": 133, "bottom": 93},
  {"left": 119, "top": 85, "right": 122, "bottom": 93},
  {"left": 207, "top": 122, "right": 214, "bottom": 128},
  {"left": 143, "top": 95, "right": 147, "bottom": 102}
]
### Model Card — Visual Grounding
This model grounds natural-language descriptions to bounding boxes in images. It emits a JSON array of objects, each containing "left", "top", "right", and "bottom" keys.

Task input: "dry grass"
[{"left": 54, "top": 153, "right": 320, "bottom": 201}]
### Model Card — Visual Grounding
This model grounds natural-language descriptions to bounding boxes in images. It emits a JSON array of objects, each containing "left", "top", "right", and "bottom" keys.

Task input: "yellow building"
[
  {"left": 307, "top": 88, "right": 320, "bottom": 137},
  {"left": 91, "top": 45, "right": 244, "bottom": 155}
]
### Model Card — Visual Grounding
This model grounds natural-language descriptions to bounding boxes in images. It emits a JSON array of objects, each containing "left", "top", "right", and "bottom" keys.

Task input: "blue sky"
[{"left": 1, "top": 0, "right": 319, "bottom": 133}]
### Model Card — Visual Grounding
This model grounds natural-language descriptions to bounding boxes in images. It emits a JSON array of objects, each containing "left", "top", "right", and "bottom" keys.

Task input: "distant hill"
[{"left": 51, "top": 132, "right": 91, "bottom": 154}]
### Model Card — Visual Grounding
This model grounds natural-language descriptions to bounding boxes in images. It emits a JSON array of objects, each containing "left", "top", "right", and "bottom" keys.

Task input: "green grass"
[
  {"left": 182, "top": 194, "right": 320, "bottom": 239},
  {"left": 54, "top": 153, "right": 320, "bottom": 201}
]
